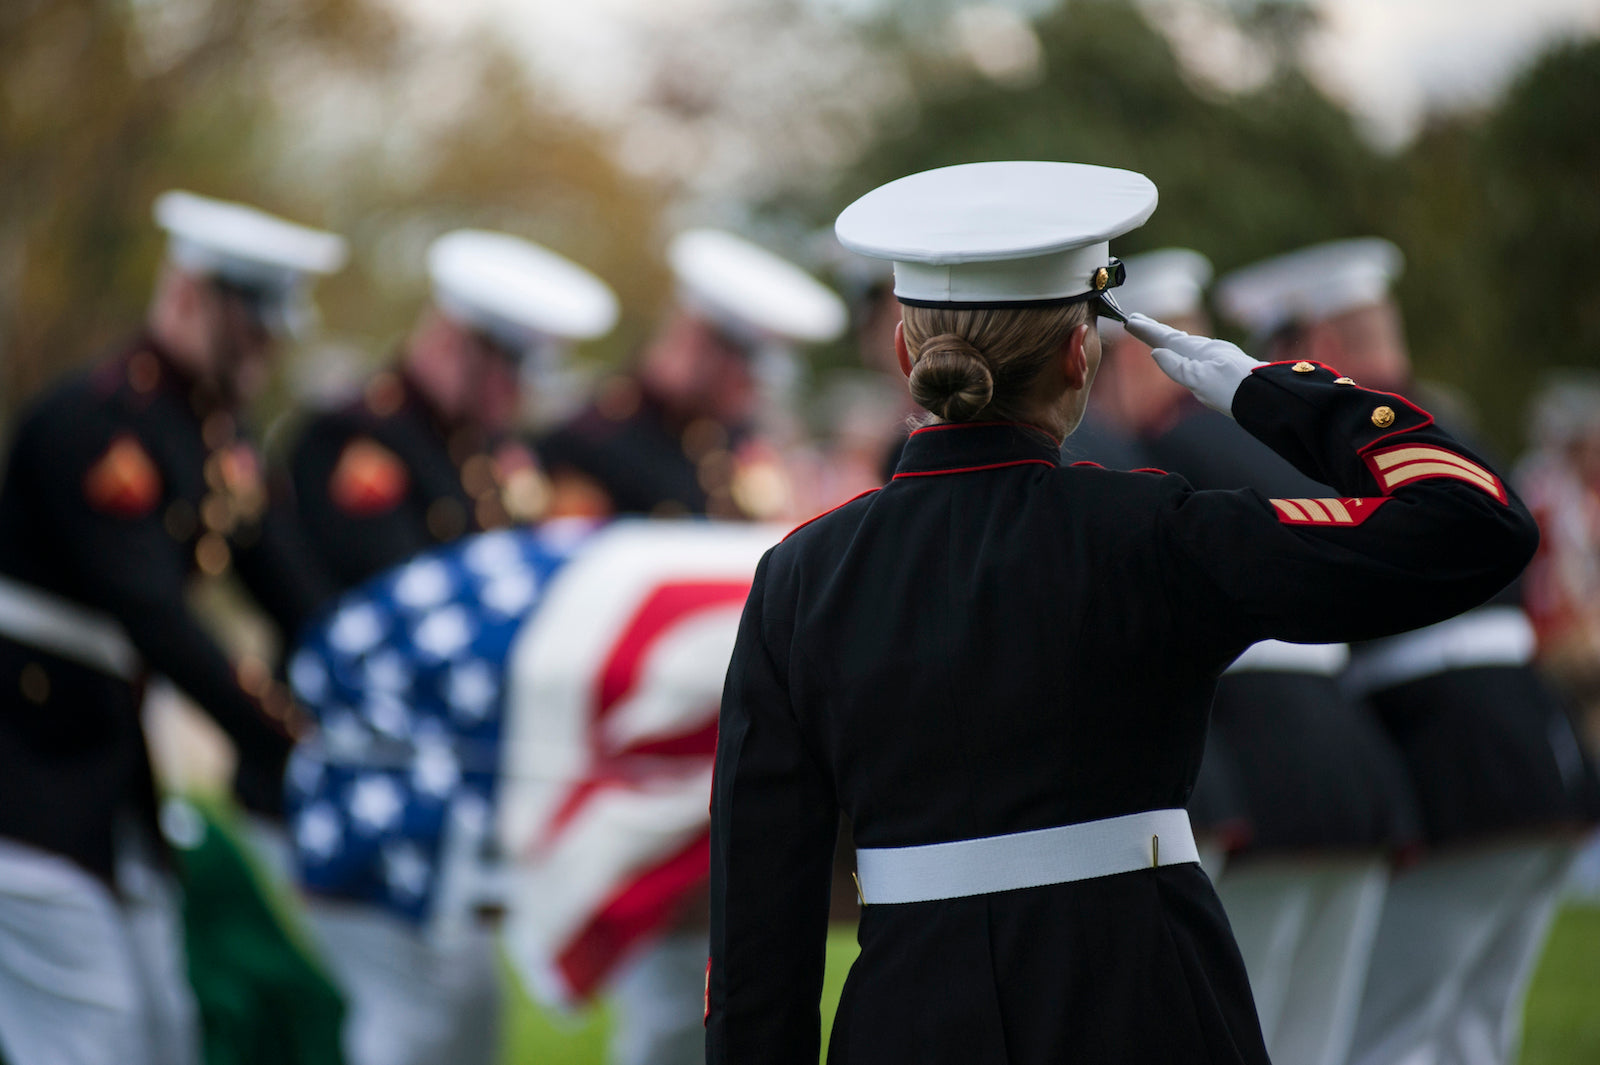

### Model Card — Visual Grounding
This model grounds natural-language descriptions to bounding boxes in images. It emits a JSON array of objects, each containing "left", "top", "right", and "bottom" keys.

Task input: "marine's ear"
[
  {"left": 894, "top": 320, "right": 912, "bottom": 379},
  {"left": 1062, "top": 322, "right": 1091, "bottom": 391}
]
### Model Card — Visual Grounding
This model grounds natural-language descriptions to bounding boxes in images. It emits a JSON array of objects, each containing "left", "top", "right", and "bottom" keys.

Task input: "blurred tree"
[
  {"left": 0, "top": 0, "right": 666, "bottom": 424},
  {"left": 1480, "top": 39, "right": 1600, "bottom": 443},
  {"left": 0, "top": 0, "right": 400, "bottom": 411},
  {"left": 1391, "top": 37, "right": 1600, "bottom": 450},
  {"left": 1229, "top": 0, "right": 1321, "bottom": 75}
]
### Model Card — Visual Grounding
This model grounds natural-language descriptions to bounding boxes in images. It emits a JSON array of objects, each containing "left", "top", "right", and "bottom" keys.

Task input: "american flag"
[{"left": 286, "top": 518, "right": 780, "bottom": 1004}]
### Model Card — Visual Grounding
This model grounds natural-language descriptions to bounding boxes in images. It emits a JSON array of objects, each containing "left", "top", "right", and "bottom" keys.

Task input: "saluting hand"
[{"left": 1125, "top": 313, "right": 1265, "bottom": 419}]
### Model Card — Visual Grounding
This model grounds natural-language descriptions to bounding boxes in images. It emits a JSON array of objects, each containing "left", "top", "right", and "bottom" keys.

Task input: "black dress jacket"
[
  {"left": 0, "top": 338, "right": 328, "bottom": 880},
  {"left": 708, "top": 363, "right": 1538, "bottom": 1065}
]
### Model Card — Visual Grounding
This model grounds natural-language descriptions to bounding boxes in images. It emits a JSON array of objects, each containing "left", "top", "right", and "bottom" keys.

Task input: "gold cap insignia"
[{"left": 1093, "top": 267, "right": 1110, "bottom": 291}]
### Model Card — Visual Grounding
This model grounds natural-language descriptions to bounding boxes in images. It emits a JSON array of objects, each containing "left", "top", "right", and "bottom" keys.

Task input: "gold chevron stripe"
[
  {"left": 1372, "top": 446, "right": 1492, "bottom": 480},
  {"left": 1294, "top": 498, "right": 1331, "bottom": 522},
  {"left": 1271, "top": 497, "right": 1376, "bottom": 525},
  {"left": 1321, "top": 498, "right": 1353, "bottom": 522},
  {"left": 1380, "top": 460, "right": 1500, "bottom": 495}
]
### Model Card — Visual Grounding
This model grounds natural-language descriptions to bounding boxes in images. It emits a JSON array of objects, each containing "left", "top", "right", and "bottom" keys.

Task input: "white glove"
[{"left": 1125, "top": 313, "right": 1266, "bottom": 419}]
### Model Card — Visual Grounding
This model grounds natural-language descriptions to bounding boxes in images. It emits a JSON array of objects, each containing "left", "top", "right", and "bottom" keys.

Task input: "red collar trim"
[
  {"left": 783, "top": 487, "right": 882, "bottom": 541},
  {"left": 908, "top": 420, "right": 1064, "bottom": 447},
  {"left": 892, "top": 458, "right": 1057, "bottom": 480}
]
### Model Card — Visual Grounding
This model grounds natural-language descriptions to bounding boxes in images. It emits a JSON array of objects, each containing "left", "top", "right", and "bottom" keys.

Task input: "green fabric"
[{"left": 174, "top": 806, "right": 346, "bottom": 1065}]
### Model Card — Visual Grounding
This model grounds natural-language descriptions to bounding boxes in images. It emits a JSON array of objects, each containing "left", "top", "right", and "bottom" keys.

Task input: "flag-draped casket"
[{"left": 284, "top": 519, "right": 782, "bottom": 1005}]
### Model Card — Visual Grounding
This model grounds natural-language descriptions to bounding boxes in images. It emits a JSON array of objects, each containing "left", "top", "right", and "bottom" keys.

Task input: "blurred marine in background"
[
  {"left": 540, "top": 228, "right": 845, "bottom": 524},
  {"left": 1215, "top": 238, "right": 1600, "bottom": 1065},
  {"left": 287, "top": 229, "right": 619, "bottom": 592},
  {"left": 282, "top": 228, "right": 618, "bottom": 1065},
  {"left": 0, "top": 191, "right": 343, "bottom": 1065}
]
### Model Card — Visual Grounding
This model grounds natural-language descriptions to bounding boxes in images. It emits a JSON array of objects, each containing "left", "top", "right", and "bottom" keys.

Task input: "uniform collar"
[
  {"left": 893, "top": 421, "right": 1062, "bottom": 479},
  {"left": 99, "top": 332, "right": 228, "bottom": 420}
]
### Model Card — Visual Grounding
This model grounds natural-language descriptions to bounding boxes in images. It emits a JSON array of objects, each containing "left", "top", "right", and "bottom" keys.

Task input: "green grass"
[
  {"left": 500, "top": 927, "right": 861, "bottom": 1065},
  {"left": 1519, "top": 904, "right": 1600, "bottom": 1065},
  {"left": 503, "top": 909, "right": 1600, "bottom": 1065}
]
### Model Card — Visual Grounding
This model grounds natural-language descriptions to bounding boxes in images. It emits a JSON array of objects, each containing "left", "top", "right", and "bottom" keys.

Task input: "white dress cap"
[
  {"left": 155, "top": 190, "right": 347, "bottom": 286},
  {"left": 833, "top": 161, "right": 1157, "bottom": 312},
  {"left": 428, "top": 230, "right": 619, "bottom": 350},
  {"left": 1117, "top": 248, "right": 1213, "bottom": 321},
  {"left": 1215, "top": 238, "right": 1403, "bottom": 336},
  {"left": 668, "top": 228, "right": 847, "bottom": 345}
]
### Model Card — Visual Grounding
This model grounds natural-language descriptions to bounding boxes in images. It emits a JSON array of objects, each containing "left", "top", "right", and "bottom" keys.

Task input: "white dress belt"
[
  {"left": 1226, "top": 639, "right": 1349, "bottom": 676},
  {"left": 854, "top": 808, "right": 1198, "bottom": 905},
  {"left": 1342, "top": 605, "right": 1536, "bottom": 696},
  {"left": 0, "top": 574, "right": 141, "bottom": 681}
]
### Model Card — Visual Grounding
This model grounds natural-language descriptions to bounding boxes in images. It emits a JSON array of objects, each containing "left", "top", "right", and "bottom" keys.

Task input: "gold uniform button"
[
  {"left": 195, "top": 532, "right": 232, "bottom": 576},
  {"left": 1334, "top": 377, "right": 1355, "bottom": 386},
  {"left": 1292, "top": 361, "right": 1316, "bottom": 373},
  {"left": 1371, "top": 406, "right": 1396, "bottom": 428}
]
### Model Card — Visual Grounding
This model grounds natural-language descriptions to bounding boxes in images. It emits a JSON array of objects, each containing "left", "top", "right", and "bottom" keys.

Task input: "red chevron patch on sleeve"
[
  {"left": 330, "top": 438, "right": 409, "bottom": 515},
  {"left": 1362, "top": 444, "right": 1507, "bottom": 503},
  {"left": 1269, "top": 497, "right": 1390, "bottom": 527},
  {"left": 84, "top": 435, "right": 162, "bottom": 518}
]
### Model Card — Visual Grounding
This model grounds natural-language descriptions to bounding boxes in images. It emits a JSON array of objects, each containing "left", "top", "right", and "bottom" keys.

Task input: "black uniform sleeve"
[
  {"left": 232, "top": 483, "right": 338, "bottom": 637},
  {"left": 708, "top": 552, "right": 839, "bottom": 1065},
  {"left": 1158, "top": 362, "right": 1539, "bottom": 652},
  {"left": 21, "top": 408, "right": 295, "bottom": 773}
]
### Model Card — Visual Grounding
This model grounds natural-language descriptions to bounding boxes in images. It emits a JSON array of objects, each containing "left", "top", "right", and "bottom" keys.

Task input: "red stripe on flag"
[
  {"left": 535, "top": 778, "right": 615, "bottom": 853},
  {"left": 596, "top": 582, "right": 752, "bottom": 719},
  {"left": 555, "top": 831, "right": 712, "bottom": 1001},
  {"left": 540, "top": 581, "right": 749, "bottom": 851},
  {"left": 624, "top": 716, "right": 721, "bottom": 759}
]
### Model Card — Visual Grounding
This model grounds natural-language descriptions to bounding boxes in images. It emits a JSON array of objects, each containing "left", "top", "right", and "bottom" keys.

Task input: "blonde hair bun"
[{"left": 908, "top": 333, "right": 996, "bottom": 422}]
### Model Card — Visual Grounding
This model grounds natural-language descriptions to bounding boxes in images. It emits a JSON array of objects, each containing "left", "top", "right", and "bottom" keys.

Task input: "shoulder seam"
[{"left": 782, "top": 487, "right": 881, "bottom": 541}]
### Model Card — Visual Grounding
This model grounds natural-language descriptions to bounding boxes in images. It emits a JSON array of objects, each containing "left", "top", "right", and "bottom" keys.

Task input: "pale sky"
[{"left": 388, "top": 0, "right": 1600, "bottom": 155}]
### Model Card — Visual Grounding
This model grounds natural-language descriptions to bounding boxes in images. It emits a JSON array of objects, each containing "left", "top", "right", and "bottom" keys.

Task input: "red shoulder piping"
[{"left": 782, "top": 487, "right": 882, "bottom": 541}]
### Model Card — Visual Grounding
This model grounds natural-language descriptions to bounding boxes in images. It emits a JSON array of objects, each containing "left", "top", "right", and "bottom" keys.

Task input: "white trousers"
[
  {"left": 306, "top": 900, "right": 502, "bottom": 1065},
  {"left": 0, "top": 835, "right": 199, "bottom": 1065},
  {"left": 607, "top": 932, "right": 710, "bottom": 1065},
  {"left": 1347, "top": 838, "right": 1572, "bottom": 1065},
  {"left": 1216, "top": 853, "right": 1389, "bottom": 1065}
]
